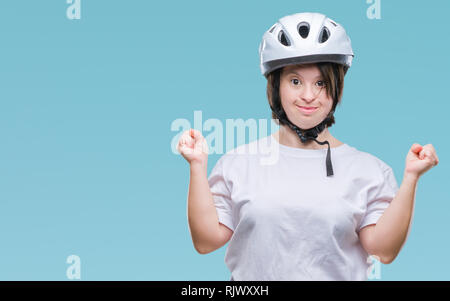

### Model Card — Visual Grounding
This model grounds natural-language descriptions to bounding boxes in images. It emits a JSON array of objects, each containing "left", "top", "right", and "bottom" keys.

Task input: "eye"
[
  {"left": 316, "top": 80, "right": 326, "bottom": 87},
  {"left": 291, "top": 78, "right": 301, "bottom": 85}
]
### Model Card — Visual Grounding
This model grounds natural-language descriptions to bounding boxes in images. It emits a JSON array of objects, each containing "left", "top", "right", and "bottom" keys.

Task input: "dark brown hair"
[{"left": 266, "top": 62, "right": 348, "bottom": 128}]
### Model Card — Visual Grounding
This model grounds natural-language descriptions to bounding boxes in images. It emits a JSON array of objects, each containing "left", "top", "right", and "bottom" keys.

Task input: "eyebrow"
[{"left": 287, "top": 71, "right": 322, "bottom": 79}]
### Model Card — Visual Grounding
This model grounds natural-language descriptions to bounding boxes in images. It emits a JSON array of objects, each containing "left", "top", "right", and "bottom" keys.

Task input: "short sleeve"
[
  {"left": 358, "top": 166, "right": 399, "bottom": 232},
  {"left": 207, "top": 156, "right": 235, "bottom": 232}
]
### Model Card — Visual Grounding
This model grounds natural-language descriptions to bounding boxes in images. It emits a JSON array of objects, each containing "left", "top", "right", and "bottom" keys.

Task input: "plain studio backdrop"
[{"left": 0, "top": 0, "right": 448, "bottom": 280}]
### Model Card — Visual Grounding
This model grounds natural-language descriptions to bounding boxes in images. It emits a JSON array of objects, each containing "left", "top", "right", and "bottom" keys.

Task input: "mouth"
[{"left": 296, "top": 105, "right": 318, "bottom": 114}]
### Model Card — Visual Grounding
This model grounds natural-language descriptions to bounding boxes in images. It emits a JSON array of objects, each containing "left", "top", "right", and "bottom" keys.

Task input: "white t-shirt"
[{"left": 207, "top": 134, "right": 401, "bottom": 281}]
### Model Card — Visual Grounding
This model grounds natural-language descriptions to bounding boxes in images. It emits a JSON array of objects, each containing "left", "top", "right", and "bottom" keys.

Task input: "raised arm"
[
  {"left": 359, "top": 143, "right": 439, "bottom": 264},
  {"left": 177, "top": 129, "right": 233, "bottom": 254}
]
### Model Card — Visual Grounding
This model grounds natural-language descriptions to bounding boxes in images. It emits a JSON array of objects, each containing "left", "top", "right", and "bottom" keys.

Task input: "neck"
[{"left": 275, "top": 124, "right": 342, "bottom": 150}]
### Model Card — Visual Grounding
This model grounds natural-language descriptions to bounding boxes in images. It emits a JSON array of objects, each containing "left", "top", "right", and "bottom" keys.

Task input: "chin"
[
  {"left": 289, "top": 119, "right": 317, "bottom": 130},
  {"left": 285, "top": 114, "right": 316, "bottom": 127}
]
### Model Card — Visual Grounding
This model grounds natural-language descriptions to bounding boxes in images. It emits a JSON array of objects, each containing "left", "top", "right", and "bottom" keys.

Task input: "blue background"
[{"left": 0, "top": 0, "right": 448, "bottom": 280}]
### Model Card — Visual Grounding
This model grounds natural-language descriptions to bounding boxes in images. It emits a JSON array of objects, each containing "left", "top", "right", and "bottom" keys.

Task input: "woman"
[{"left": 177, "top": 12, "right": 439, "bottom": 280}]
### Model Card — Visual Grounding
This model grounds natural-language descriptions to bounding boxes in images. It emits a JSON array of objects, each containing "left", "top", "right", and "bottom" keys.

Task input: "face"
[{"left": 279, "top": 64, "right": 333, "bottom": 130}]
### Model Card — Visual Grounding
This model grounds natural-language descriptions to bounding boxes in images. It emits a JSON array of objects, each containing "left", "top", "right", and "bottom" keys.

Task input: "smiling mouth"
[
  {"left": 296, "top": 105, "right": 318, "bottom": 114},
  {"left": 297, "top": 105, "right": 317, "bottom": 109}
]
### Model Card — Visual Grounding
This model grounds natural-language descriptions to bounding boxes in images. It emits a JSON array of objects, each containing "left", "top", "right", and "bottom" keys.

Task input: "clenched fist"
[
  {"left": 404, "top": 143, "right": 439, "bottom": 179},
  {"left": 177, "top": 129, "right": 209, "bottom": 166}
]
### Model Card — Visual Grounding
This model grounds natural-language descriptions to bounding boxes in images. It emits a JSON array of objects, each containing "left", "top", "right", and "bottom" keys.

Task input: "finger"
[
  {"left": 431, "top": 153, "right": 439, "bottom": 165},
  {"left": 424, "top": 150, "right": 433, "bottom": 159},
  {"left": 423, "top": 145, "right": 438, "bottom": 158},
  {"left": 423, "top": 143, "right": 434, "bottom": 150},
  {"left": 179, "top": 144, "right": 194, "bottom": 155},
  {"left": 177, "top": 135, "right": 189, "bottom": 149},
  {"left": 426, "top": 148, "right": 438, "bottom": 159},
  {"left": 177, "top": 142, "right": 187, "bottom": 154},
  {"left": 425, "top": 145, "right": 439, "bottom": 163},
  {"left": 419, "top": 149, "right": 428, "bottom": 160},
  {"left": 181, "top": 131, "right": 195, "bottom": 147},
  {"left": 418, "top": 144, "right": 438, "bottom": 163},
  {"left": 420, "top": 149, "right": 435, "bottom": 162},
  {"left": 426, "top": 157, "right": 438, "bottom": 166},
  {"left": 179, "top": 130, "right": 190, "bottom": 143},
  {"left": 195, "top": 138, "right": 209, "bottom": 154}
]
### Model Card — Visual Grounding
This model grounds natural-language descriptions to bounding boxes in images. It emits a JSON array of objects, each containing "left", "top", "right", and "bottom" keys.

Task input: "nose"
[{"left": 300, "top": 83, "right": 316, "bottom": 103}]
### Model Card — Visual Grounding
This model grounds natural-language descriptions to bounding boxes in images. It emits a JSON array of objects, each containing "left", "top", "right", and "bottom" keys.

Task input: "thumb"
[
  {"left": 411, "top": 143, "right": 423, "bottom": 154},
  {"left": 190, "top": 129, "right": 203, "bottom": 141}
]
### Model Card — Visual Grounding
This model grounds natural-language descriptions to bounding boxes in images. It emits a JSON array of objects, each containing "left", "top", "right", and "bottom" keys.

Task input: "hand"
[
  {"left": 404, "top": 143, "right": 439, "bottom": 179},
  {"left": 177, "top": 129, "right": 209, "bottom": 166}
]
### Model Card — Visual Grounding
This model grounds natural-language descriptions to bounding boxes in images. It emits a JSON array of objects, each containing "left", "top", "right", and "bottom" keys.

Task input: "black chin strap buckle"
[
  {"left": 294, "top": 129, "right": 308, "bottom": 143},
  {"left": 294, "top": 127, "right": 319, "bottom": 143}
]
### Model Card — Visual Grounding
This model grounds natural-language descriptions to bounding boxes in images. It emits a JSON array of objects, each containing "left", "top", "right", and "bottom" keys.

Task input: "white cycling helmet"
[{"left": 259, "top": 12, "right": 354, "bottom": 77}]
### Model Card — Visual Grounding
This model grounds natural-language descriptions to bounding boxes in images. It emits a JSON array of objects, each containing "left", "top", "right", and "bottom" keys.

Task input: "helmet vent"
[
  {"left": 278, "top": 30, "right": 290, "bottom": 46},
  {"left": 269, "top": 24, "right": 277, "bottom": 33},
  {"left": 319, "top": 26, "right": 330, "bottom": 43},
  {"left": 329, "top": 19, "right": 338, "bottom": 27},
  {"left": 297, "top": 22, "right": 310, "bottom": 39}
]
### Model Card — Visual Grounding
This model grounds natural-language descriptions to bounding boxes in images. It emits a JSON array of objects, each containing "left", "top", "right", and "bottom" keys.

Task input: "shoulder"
[
  {"left": 211, "top": 136, "right": 271, "bottom": 171},
  {"left": 222, "top": 135, "right": 271, "bottom": 159},
  {"left": 346, "top": 145, "right": 394, "bottom": 175}
]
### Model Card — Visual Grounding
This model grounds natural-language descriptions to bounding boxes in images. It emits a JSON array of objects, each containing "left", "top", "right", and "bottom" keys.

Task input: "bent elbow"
[
  {"left": 380, "top": 257, "right": 394, "bottom": 265},
  {"left": 194, "top": 244, "right": 214, "bottom": 255},
  {"left": 379, "top": 253, "right": 397, "bottom": 265}
]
